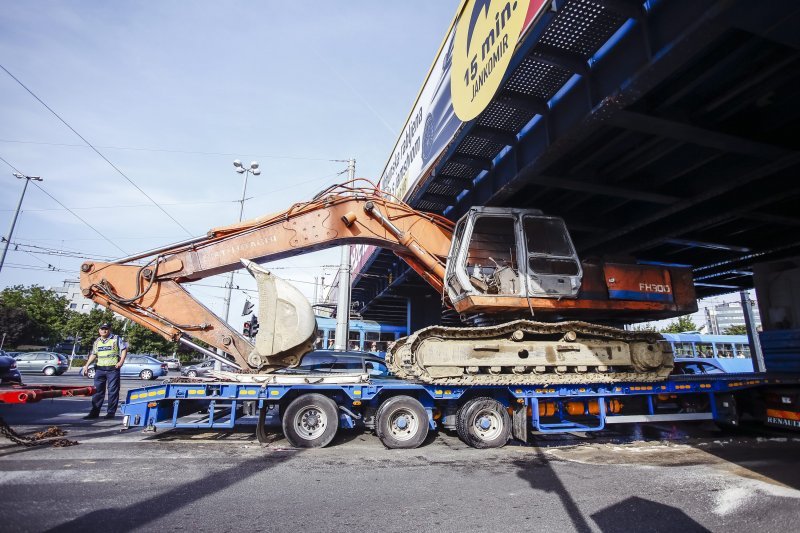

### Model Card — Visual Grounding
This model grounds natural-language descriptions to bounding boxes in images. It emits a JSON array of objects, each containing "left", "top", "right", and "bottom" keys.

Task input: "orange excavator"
[{"left": 79, "top": 181, "right": 696, "bottom": 385}]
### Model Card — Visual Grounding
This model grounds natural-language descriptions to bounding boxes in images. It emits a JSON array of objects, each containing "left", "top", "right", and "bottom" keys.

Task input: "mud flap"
[
  {"left": 714, "top": 393, "right": 739, "bottom": 427},
  {"left": 512, "top": 404, "right": 528, "bottom": 443}
]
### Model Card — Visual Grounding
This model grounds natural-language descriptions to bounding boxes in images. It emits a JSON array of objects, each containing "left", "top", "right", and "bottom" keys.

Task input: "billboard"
[{"left": 353, "top": 0, "right": 551, "bottom": 280}]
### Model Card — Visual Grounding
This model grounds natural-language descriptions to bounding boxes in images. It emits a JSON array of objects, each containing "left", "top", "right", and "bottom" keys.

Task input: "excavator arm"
[{"left": 79, "top": 182, "right": 454, "bottom": 372}]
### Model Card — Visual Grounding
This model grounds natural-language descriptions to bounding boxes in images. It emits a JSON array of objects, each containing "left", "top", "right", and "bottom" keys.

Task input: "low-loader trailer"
[{"left": 120, "top": 371, "right": 800, "bottom": 448}]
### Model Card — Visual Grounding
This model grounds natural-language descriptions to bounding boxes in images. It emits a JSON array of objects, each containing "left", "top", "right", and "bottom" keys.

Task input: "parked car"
[
  {"left": 181, "top": 360, "right": 238, "bottom": 377},
  {"left": 85, "top": 354, "right": 168, "bottom": 380},
  {"left": 13, "top": 352, "right": 70, "bottom": 376},
  {"left": 277, "top": 350, "right": 390, "bottom": 377},
  {"left": 161, "top": 358, "right": 181, "bottom": 370},
  {"left": 0, "top": 350, "right": 22, "bottom": 384},
  {"left": 671, "top": 358, "right": 726, "bottom": 376}
]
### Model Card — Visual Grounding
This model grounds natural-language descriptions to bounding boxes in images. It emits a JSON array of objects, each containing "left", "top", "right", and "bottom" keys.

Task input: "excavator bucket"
[{"left": 241, "top": 259, "right": 317, "bottom": 369}]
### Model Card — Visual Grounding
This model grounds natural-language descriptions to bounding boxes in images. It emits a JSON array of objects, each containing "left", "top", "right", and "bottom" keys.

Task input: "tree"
[
  {"left": 723, "top": 324, "right": 747, "bottom": 335},
  {"left": 661, "top": 315, "right": 698, "bottom": 333},
  {"left": 0, "top": 285, "right": 70, "bottom": 346},
  {"left": 123, "top": 322, "right": 176, "bottom": 355},
  {"left": 64, "top": 308, "right": 122, "bottom": 354},
  {"left": 0, "top": 303, "right": 36, "bottom": 347}
]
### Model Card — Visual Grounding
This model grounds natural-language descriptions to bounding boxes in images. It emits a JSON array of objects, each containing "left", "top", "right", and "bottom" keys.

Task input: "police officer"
[{"left": 82, "top": 322, "right": 128, "bottom": 419}]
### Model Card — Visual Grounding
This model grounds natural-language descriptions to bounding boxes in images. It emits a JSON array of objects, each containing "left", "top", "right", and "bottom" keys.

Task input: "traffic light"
[
  {"left": 242, "top": 300, "right": 254, "bottom": 316},
  {"left": 250, "top": 315, "right": 259, "bottom": 337},
  {"left": 243, "top": 321, "right": 251, "bottom": 337}
]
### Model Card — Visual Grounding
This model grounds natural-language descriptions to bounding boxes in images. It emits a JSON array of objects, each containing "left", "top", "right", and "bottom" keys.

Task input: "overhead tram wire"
[
  {"left": 0, "top": 155, "right": 130, "bottom": 256},
  {"left": 0, "top": 139, "right": 345, "bottom": 163},
  {"left": 0, "top": 63, "right": 193, "bottom": 237}
]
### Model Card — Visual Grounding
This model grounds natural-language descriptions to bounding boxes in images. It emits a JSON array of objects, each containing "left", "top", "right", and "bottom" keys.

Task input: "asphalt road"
[{"left": 1, "top": 397, "right": 799, "bottom": 532}]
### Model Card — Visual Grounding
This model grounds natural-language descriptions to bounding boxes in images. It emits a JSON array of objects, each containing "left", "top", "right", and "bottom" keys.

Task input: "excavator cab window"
[
  {"left": 522, "top": 216, "right": 582, "bottom": 298},
  {"left": 463, "top": 215, "right": 521, "bottom": 295}
]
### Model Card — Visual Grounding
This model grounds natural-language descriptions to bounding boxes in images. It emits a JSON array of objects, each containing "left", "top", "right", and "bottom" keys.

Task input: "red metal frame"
[{"left": 0, "top": 385, "right": 96, "bottom": 404}]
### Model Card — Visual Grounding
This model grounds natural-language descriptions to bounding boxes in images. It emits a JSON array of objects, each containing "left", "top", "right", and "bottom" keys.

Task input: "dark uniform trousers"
[{"left": 92, "top": 366, "right": 121, "bottom": 414}]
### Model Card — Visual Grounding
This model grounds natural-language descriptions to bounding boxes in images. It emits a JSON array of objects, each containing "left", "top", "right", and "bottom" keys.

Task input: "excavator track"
[{"left": 386, "top": 320, "right": 673, "bottom": 386}]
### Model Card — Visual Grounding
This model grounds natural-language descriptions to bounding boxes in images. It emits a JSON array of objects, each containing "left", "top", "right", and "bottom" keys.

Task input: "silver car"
[
  {"left": 162, "top": 357, "right": 181, "bottom": 370},
  {"left": 181, "top": 360, "right": 237, "bottom": 377},
  {"left": 14, "top": 352, "right": 70, "bottom": 376}
]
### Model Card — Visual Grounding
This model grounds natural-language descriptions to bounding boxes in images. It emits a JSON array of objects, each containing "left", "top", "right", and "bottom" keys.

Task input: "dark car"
[
  {"left": 0, "top": 350, "right": 22, "bottom": 384},
  {"left": 14, "top": 352, "right": 70, "bottom": 376},
  {"left": 279, "top": 350, "right": 390, "bottom": 377},
  {"left": 671, "top": 358, "right": 726, "bottom": 376}
]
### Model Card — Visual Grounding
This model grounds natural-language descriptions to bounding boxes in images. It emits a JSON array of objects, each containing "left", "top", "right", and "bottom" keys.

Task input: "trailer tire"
[
  {"left": 456, "top": 397, "right": 511, "bottom": 449},
  {"left": 375, "top": 395, "right": 429, "bottom": 449},
  {"left": 282, "top": 394, "right": 339, "bottom": 448}
]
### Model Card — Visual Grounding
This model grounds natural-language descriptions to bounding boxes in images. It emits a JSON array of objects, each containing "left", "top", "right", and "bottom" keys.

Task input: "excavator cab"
[{"left": 444, "top": 207, "right": 582, "bottom": 307}]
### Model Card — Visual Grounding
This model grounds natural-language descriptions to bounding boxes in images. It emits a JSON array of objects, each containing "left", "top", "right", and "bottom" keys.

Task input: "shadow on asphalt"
[
  {"left": 689, "top": 422, "right": 800, "bottom": 491},
  {"left": 513, "top": 448, "right": 593, "bottom": 533},
  {"left": 43, "top": 452, "right": 299, "bottom": 532},
  {"left": 513, "top": 447, "right": 711, "bottom": 533},
  {"left": 590, "top": 496, "right": 710, "bottom": 533}
]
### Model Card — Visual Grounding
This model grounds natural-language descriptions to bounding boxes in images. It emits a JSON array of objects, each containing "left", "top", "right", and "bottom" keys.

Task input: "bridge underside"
[{"left": 351, "top": 0, "right": 800, "bottom": 328}]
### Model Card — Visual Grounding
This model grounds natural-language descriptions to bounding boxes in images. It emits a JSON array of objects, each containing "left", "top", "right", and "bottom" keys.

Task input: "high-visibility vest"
[{"left": 94, "top": 335, "right": 121, "bottom": 367}]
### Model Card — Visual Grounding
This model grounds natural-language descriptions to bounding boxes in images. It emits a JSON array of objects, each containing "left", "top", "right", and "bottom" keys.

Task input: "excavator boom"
[{"left": 79, "top": 182, "right": 453, "bottom": 371}]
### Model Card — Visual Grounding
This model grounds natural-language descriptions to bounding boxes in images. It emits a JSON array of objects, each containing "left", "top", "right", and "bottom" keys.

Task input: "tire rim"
[
  {"left": 44, "top": 368, "right": 54, "bottom": 376},
  {"left": 294, "top": 406, "right": 328, "bottom": 440},
  {"left": 388, "top": 408, "right": 419, "bottom": 441},
  {"left": 472, "top": 408, "right": 503, "bottom": 441},
  {"left": 142, "top": 371, "right": 152, "bottom": 379}
]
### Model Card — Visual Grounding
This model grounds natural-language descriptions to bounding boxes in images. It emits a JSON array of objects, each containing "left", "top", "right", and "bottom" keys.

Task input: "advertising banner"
[{"left": 353, "top": 0, "right": 550, "bottom": 280}]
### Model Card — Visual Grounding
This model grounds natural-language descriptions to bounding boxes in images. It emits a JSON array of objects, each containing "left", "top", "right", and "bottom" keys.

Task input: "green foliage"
[
  {"left": 1, "top": 283, "right": 199, "bottom": 359},
  {"left": 723, "top": 324, "right": 747, "bottom": 335},
  {"left": 0, "top": 302, "right": 35, "bottom": 347},
  {"left": 661, "top": 315, "right": 698, "bottom": 333},
  {"left": 0, "top": 285, "right": 70, "bottom": 346},
  {"left": 123, "top": 322, "right": 176, "bottom": 356},
  {"left": 64, "top": 308, "right": 122, "bottom": 354}
]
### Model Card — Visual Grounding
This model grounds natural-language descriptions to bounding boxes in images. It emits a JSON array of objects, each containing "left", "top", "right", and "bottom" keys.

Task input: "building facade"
[
  {"left": 51, "top": 279, "right": 100, "bottom": 314},
  {"left": 706, "top": 300, "right": 761, "bottom": 334}
]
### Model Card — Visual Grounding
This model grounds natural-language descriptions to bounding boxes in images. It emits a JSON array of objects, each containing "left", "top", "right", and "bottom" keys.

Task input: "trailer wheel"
[
  {"left": 456, "top": 397, "right": 511, "bottom": 449},
  {"left": 282, "top": 394, "right": 339, "bottom": 448},
  {"left": 375, "top": 395, "right": 429, "bottom": 449}
]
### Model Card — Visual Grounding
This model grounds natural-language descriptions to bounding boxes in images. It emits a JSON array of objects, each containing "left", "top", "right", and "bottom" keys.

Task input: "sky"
[{"left": 0, "top": 1, "right": 461, "bottom": 330}]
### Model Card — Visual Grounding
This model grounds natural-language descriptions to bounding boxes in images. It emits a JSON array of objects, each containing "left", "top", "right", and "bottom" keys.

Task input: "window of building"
[{"left": 69, "top": 303, "right": 77, "bottom": 309}]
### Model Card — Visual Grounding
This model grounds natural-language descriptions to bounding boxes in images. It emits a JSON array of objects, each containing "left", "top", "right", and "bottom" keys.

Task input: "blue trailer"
[{"left": 120, "top": 372, "right": 800, "bottom": 449}]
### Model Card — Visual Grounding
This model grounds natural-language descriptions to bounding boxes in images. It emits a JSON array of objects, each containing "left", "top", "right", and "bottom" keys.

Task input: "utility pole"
[
  {"left": 1, "top": 172, "right": 43, "bottom": 274},
  {"left": 741, "top": 290, "right": 765, "bottom": 372},
  {"left": 334, "top": 158, "right": 355, "bottom": 350},
  {"left": 223, "top": 161, "right": 261, "bottom": 325}
]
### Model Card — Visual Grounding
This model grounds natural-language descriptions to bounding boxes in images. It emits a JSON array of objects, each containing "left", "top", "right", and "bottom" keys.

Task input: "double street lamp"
[
  {"left": 0, "top": 172, "right": 43, "bottom": 274},
  {"left": 222, "top": 160, "right": 260, "bottom": 324}
]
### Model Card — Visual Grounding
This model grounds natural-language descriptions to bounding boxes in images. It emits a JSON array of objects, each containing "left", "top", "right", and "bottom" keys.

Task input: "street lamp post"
[
  {"left": 0, "top": 172, "right": 43, "bottom": 275},
  {"left": 222, "top": 160, "right": 261, "bottom": 325}
]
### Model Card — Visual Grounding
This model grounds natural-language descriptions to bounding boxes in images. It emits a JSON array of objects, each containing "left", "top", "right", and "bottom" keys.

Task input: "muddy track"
[{"left": 387, "top": 319, "right": 673, "bottom": 386}]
